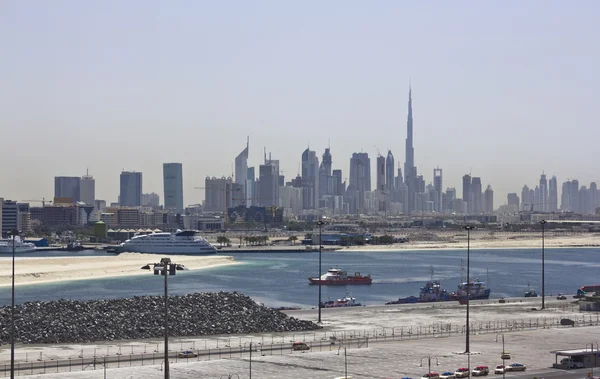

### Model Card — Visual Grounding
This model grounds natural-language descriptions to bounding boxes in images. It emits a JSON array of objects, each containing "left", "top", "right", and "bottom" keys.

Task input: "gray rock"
[{"left": 0, "top": 292, "right": 320, "bottom": 344}]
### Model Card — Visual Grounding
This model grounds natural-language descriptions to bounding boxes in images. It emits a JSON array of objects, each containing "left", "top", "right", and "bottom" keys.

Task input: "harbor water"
[{"left": 0, "top": 248, "right": 598, "bottom": 307}]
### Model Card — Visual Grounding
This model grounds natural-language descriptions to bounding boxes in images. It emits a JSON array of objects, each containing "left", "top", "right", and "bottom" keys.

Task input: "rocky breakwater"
[{"left": 0, "top": 292, "right": 319, "bottom": 344}]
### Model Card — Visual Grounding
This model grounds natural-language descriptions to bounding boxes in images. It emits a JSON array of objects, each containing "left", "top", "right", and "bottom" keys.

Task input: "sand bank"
[
  {"left": 342, "top": 233, "right": 600, "bottom": 252},
  {"left": 0, "top": 253, "right": 236, "bottom": 287}
]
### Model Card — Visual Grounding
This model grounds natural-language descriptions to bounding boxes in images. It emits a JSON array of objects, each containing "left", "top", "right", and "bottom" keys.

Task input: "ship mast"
[
  {"left": 430, "top": 265, "right": 434, "bottom": 281},
  {"left": 460, "top": 259, "right": 464, "bottom": 284}
]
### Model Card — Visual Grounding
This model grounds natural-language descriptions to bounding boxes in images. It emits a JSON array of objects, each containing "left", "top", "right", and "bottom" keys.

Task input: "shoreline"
[{"left": 0, "top": 253, "right": 237, "bottom": 288}]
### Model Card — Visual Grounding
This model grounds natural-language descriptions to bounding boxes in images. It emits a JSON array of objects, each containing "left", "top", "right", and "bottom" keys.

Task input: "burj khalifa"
[{"left": 403, "top": 85, "right": 417, "bottom": 214}]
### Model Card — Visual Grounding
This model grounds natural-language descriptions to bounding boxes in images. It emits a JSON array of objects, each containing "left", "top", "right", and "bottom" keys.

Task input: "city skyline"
[{"left": 1, "top": 2, "right": 599, "bottom": 204}]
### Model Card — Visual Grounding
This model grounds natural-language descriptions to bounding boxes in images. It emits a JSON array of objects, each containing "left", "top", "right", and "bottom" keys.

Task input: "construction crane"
[{"left": 20, "top": 198, "right": 53, "bottom": 206}]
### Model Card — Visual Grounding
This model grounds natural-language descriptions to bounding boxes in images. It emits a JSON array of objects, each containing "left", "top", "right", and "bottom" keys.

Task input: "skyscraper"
[
  {"left": 55, "top": 176, "right": 81, "bottom": 202},
  {"left": 235, "top": 138, "right": 249, "bottom": 205},
  {"left": 385, "top": 150, "right": 395, "bottom": 192},
  {"left": 484, "top": 185, "right": 494, "bottom": 213},
  {"left": 376, "top": 155, "right": 385, "bottom": 191},
  {"left": 119, "top": 171, "right": 142, "bottom": 207},
  {"left": 539, "top": 173, "right": 548, "bottom": 212},
  {"left": 348, "top": 152, "right": 371, "bottom": 214},
  {"left": 301, "top": 148, "right": 319, "bottom": 209},
  {"left": 548, "top": 176, "right": 558, "bottom": 212},
  {"left": 433, "top": 168, "right": 442, "bottom": 212},
  {"left": 79, "top": 172, "right": 95, "bottom": 205},
  {"left": 521, "top": 185, "right": 530, "bottom": 211},
  {"left": 404, "top": 85, "right": 417, "bottom": 214},
  {"left": 319, "top": 148, "right": 333, "bottom": 199},
  {"left": 462, "top": 174, "right": 472, "bottom": 213},
  {"left": 163, "top": 163, "right": 184, "bottom": 214},
  {"left": 471, "top": 177, "right": 482, "bottom": 214}
]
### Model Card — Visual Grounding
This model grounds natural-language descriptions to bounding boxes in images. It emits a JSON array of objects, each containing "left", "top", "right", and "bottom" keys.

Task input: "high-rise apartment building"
[
  {"left": 376, "top": 155, "right": 385, "bottom": 192},
  {"left": 348, "top": 152, "right": 371, "bottom": 214},
  {"left": 385, "top": 150, "right": 395, "bottom": 193},
  {"left": 484, "top": 185, "right": 494, "bottom": 213},
  {"left": 204, "top": 176, "right": 231, "bottom": 212},
  {"left": 471, "top": 177, "right": 482, "bottom": 214},
  {"left": 55, "top": 176, "right": 81, "bottom": 203},
  {"left": 235, "top": 138, "right": 249, "bottom": 206},
  {"left": 301, "top": 148, "right": 319, "bottom": 209},
  {"left": 142, "top": 193, "right": 160, "bottom": 209},
  {"left": 163, "top": 163, "right": 184, "bottom": 214},
  {"left": 433, "top": 168, "right": 443, "bottom": 212},
  {"left": 548, "top": 176, "right": 558, "bottom": 212},
  {"left": 79, "top": 173, "right": 95, "bottom": 205},
  {"left": 539, "top": 173, "right": 548, "bottom": 212},
  {"left": 319, "top": 148, "right": 333, "bottom": 199},
  {"left": 462, "top": 175, "right": 472, "bottom": 213},
  {"left": 258, "top": 164, "right": 279, "bottom": 208},
  {"left": 507, "top": 193, "right": 520, "bottom": 208},
  {"left": 1, "top": 199, "right": 18, "bottom": 237},
  {"left": 119, "top": 171, "right": 142, "bottom": 207}
]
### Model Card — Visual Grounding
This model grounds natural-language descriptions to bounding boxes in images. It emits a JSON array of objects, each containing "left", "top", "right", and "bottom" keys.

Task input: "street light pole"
[
  {"left": 244, "top": 342, "right": 253, "bottom": 379},
  {"left": 420, "top": 355, "right": 439, "bottom": 378},
  {"left": 141, "top": 258, "right": 189, "bottom": 379},
  {"left": 463, "top": 225, "right": 474, "bottom": 354},
  {"left": 540, "top": 220, "right": 546, "bottom": 309},
  {"left": 317, "top": 219, "right": 325, "bottom": 324},
  {"left": 10, "top": 229, "right": 18, "bottom": 379},
  {"left": 496, "top": 333, "right": 506, "bottom": 379}
]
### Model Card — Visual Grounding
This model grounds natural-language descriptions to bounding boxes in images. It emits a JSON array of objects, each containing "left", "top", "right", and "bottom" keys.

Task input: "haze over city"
[{"left": 1, "top": 1, "right": 598, "bottom": 205}]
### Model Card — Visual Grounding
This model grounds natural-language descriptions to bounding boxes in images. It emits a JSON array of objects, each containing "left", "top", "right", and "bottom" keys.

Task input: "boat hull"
[
  {"left": 308, "top": 278, "right": 372, "bottom": 285},
  {"left": 116, "top": 245, "right": 217, "bottom": 255},
  {"left": 0, "top": 247, "right": 37, "bottom": 253}
]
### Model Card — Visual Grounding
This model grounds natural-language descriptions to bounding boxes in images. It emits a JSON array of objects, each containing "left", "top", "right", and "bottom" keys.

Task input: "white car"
[
  {"left": 494, "top": 365, "right": 506, "bottom": 374},
  {"left": 440, "top": 372, "right": 456, "bottom": 379},
  {"left": 421, "top": 373, "right": 440, "bottom": 379},
  {"left": 455, "top": 368, "right": 470, "bottom": 378}
]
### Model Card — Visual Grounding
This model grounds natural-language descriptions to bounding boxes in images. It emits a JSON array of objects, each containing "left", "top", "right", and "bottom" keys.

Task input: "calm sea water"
[{"left": 0, "top": 248, "right": 598, "bottom": 307}]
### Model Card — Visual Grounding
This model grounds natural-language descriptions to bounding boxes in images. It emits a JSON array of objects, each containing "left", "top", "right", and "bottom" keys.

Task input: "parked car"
[
  {"left": 177, "top": 350, "right": 198, "bottom": 358},
  {"left": 501, "top": 351, "right": 511, "bottom": 360},
  {"left": 557, "top": 293, "right": 567, "bottom": 300},
  {"left": 421, "top": 373, "right": 440, "bottom": 379},
  {"left": 506, "top": 363, "right": 526, "bottom": 372},
  {"left": 455, "top": 368, "right": 470, "bottom": 378},
  {"left": 472, "top": 366, "right": 489, "bottom": 376},
  {"left": 440, "top": 372, "right": 456, "bottom": 379},
  {"left": 494, "top": 365, "right": 506, "bottom": 374},
  {"left": 292, "top": 342, "right": 310, "bottom": 351},
  {"left": 560, "top": 318, "right": 575, "bottom": 326}
]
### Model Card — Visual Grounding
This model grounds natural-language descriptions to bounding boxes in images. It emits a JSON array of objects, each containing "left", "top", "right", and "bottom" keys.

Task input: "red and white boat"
[{"left": 308, "top": 268, "right": 372, "bottom": 285}]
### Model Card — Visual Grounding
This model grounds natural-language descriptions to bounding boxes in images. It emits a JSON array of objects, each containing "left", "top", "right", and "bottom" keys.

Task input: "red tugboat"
[{"left": 308, "top": 268, "right": 372, "bottom": 285}]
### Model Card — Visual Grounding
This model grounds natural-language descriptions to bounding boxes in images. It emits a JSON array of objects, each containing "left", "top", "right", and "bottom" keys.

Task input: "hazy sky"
[{"left": 1, "top": 1, "right": 599, "bottom": 206}]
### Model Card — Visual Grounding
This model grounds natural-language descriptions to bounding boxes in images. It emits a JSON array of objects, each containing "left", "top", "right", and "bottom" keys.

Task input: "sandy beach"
[
  {"left": 0, "top": 253, "right": 236, "bottom": 288},
  {"left": 342, "top": 232, "right": 600, "bottom": 251}
]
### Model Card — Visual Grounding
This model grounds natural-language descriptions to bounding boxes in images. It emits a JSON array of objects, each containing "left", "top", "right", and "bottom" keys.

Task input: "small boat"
[
  {"left": 386, "top": 281, "right": 451, "bottom": 305},
  {"left": 308, "top": 268, "right": 372, "bottom": 285},
  {"left": 62, "top": 241, "right": 85, "bottom": 251},
  {"left": 450, "top": 279, "right": 491, "bottom": 303},
  {"left": 524, "top": 282, "right": 538, "bottom": 297},
  {"left": 320, "top": 295, "right": 362, "bottom": 308}
]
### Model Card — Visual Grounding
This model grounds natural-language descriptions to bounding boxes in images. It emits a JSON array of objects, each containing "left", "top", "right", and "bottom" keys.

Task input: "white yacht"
[
  {"left": 0, "top": 236, "right": 37, "bottom": 253},
  {"left": 118, "top": 230, "right": 217, "bottom": 254}
]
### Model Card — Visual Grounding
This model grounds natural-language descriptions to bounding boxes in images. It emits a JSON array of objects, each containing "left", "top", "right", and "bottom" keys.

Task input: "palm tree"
[{"left": 289, "top": 235, "right": 298, "bottom": 245}]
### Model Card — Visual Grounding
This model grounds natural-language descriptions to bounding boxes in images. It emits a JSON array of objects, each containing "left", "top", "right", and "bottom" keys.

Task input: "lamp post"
[
  {"left": 8, "top": 229, "right": 18, "bottom": 379},
  {"left": 244, "top": 342, "right": 253, "bottom": 379},
  {"left": 463, "top": 225, "right": 474, "bottom": 354},
  {"left": 317, "top": 219, "right": 325, "bottom": 324},
  {"left": 337, "top": 347, "right": 348, "bottom": 379},
  {"left": 141, "top": 258, "right": 188, "bottom": 379},
  {"left": 420, "top": 355, "right": 440, "bottom": 378},
  {"left": 540, "top": 220, "right": 546, "bottom": 309},
  {"left": 495, "top": 333, "right": 506, "bottom": 379},
  {"left": 586, "top": 342, "right": 598, "bottom": 377}
]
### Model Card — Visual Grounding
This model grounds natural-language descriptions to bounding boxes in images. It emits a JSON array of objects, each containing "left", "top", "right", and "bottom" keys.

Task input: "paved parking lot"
[{"left": 18, "top": 325, "right": 599, "bottom": 379}]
